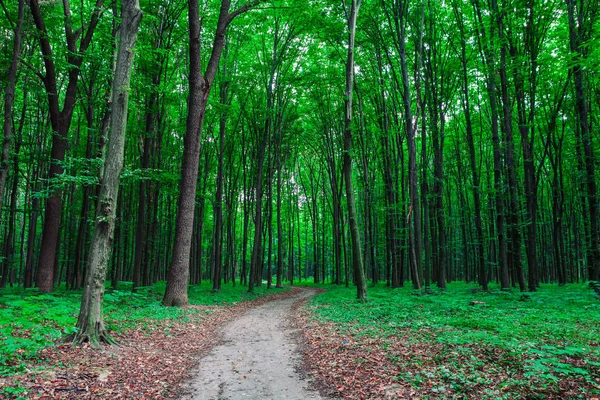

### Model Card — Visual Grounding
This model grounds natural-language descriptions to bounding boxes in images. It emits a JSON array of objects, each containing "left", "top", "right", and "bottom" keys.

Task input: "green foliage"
[
  {"left": 306, "top": 282, "right": 600, "bottom": 397},
  {"left": 0, "top": 384, "right": 27, "bottom": 399},
  {"left": 0, "top": 281, "right": 287, "bottom": 376}
]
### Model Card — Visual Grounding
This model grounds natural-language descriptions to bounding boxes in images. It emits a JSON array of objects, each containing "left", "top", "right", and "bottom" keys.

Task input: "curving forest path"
[{"left": 179, "top": 288, "right": 325, "bottom": 400}]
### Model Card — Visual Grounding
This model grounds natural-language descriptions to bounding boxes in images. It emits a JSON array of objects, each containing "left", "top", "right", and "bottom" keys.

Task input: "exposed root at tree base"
[{"left": 64, "top": 330, "right": 118, "bottom": 348}]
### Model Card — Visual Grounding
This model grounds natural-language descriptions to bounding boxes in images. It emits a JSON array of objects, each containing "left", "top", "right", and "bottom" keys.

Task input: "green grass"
[
  {"left": 305, "top": 282, "right": 600, "bottom": 398},
  {"left": 0, "top": 281, "right": 286, "bottom": 377}
]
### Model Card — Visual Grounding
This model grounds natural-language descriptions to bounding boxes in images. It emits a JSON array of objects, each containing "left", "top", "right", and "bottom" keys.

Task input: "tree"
[
  {"left": 343, "top": 0, "right": 367, "bottom": 301},
  {"left": 0, "top": 0, "right": 24, "bottom": 216},
  {"left": 29, "top": 0, "right": 105, "bottom": 293},
  {"left": 72, "top": 0, "right": 142, "bottom": 345},
  {"left": 163, "top": 0, "right": 263, "bottom": 306}
]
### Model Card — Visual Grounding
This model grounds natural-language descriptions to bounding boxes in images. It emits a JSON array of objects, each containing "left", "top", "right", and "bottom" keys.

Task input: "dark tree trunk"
[
  {"left": 473, "top": 0, "right": 503, "bottom": 291},
  {"left": 213, "top": 74, "right": 229, "bottom": 292},
  {"left": 395, "top": 0, "right": 422, "bottom": 289},
  {"left": 163, "top": 0, "right": 255, "bottom": 305},
  {"left": 30, "top": 0, "right": 104, "bottom": 293},
  {"left": 495, "top": 7, "right": 526, "bottom": 291},
  {"left": 566, "top": 0, "right": 600, "bottom": 282},
  {"left": 0, "top": 0, "right": 24, "bottom": 215}
]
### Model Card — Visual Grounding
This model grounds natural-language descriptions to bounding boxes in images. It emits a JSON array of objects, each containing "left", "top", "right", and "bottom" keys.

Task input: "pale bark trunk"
[
  {"left": 343, "top": 0, "right": 367, "bottom": 301},
  {"left": 72, "top": 0, "right": 141, "bottom": 346}
]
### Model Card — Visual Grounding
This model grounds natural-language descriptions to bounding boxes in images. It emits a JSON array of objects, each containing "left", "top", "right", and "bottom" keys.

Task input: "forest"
[{"left": 1, "top": 0, "right": 599, "bottom": 397}]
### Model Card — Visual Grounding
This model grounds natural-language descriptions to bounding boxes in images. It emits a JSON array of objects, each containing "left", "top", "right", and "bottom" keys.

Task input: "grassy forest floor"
[
  {"left": 296, "top": 282, "right": 600, "bottom": 399},
  {"left": 1, "top": 282, "right": 599, "bottom": 399},
  {"left": 0, "top": 282, "right": 292, "bottom": 398}
]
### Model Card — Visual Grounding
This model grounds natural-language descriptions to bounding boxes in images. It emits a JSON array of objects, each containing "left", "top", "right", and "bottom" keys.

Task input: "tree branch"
[
  {"left": 18, "top": 57, "right": 45, "bottom": 82},
  {"left": 227, "top": 0, "right": 265, "bottom": 24}
]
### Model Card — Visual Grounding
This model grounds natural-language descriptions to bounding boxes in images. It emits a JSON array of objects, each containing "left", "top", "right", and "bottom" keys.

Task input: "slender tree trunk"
[
  {"left": 30, "top": 0, "right": 104, "bottom": 293},
  {"left": 566, "top": 0, "right": 600, "bottom": 281},
  {"left": 395, "top": 0, "right": 422, "bottom": 289},
  {"left": 473, "top": 0, "right": 504, "bottom": 291},
  {"left": 343, "top": 0, "right": 367, "bottom": 301},
  {"left": 72, "top": 0, "right": 141, "bottom": 345},
  {"left": 276, "top": 142, "right": 284, "bottom": 288},
  {"left": 0, "top": 0, "right": 24, "bottom": 215},
  {"left": 1, "top": 138, "right": 20, "bottom": 289},
  {"left": 213, "top": 75, "right": 228, "bottom": 292},
  {"left": 496, "top": 7, "right": 526, "bottom": 291}
]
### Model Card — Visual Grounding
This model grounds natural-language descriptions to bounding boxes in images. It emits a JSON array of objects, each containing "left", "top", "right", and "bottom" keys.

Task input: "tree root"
[{"left": 64, "top": 329, "right": 119, "bottom": 348}]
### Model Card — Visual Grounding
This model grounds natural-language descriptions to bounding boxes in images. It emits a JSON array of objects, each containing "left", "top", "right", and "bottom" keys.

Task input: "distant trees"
[{"left": 0, "top": 0, "right": 598, "bottom": 310}]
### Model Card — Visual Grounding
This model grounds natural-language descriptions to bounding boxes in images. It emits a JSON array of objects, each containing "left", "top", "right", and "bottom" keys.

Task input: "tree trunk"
[
  {"left": 343, "top": 0, "right": 367, "bottom": 301},
  {"left": 0, "top": 0, "right": 24, "bottom": 215},
  {"left": 473, "top": 0, "right": 502, "bottom": 291},
  {"left": 72, "top": 0, "right": 141, "bottom": 346},
  {"left": 164, "top": 0, "right": 256, "bottom": 305},
  {"left": 213, "top": 75, "right": 228, "bottom": 292},
  {"left": 566, "top": 0, "right": 600, "bottom": 282},
  {"left": 396, "top": 0, "right": 422, "bottom": 290},
  {"left": 30, "top": 0, "right": 104, "bottom": 293}
]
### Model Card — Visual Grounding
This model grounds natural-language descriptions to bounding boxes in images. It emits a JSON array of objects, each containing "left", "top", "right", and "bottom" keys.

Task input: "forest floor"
[
  {"left": 296, "top": 282, "right": 600, "bottom": 399},
  {"left": 0, "top": 284, "right": 297, "bottom": 399},
  {"left": 3, "top": 282, "right": 600, "bottom": 399}
]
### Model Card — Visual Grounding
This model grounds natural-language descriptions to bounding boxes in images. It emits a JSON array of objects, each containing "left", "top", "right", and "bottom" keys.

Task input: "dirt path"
[{"left": 179, "top": 288, "right": 325, "bottom": 400}]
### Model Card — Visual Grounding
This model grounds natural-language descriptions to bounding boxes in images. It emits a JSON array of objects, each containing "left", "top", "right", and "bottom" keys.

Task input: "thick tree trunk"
[
  {"left": 164, "top": 0, "right": 210, "bottom": 304},
  {"left": 164, "top": 0, "right": 255, "bottom": 304},
  {"left": 72, "top": 0, "right": 141, "bottom": 346}
]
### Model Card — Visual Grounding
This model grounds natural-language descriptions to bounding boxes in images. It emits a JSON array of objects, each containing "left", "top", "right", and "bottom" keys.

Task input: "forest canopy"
[{"left": 0, "top": 0, "right": 599, "bottom": 304}]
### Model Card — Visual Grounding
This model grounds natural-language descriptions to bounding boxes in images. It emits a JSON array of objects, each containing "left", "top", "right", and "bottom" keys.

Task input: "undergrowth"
[
  {"left": 0, "top": 280, "right": 286, "bottom": 377},
  {"left": 305, "top": 282, "right": 600, "bottom": 398}
]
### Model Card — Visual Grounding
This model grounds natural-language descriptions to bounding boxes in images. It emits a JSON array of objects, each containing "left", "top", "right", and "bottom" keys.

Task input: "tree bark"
[
  {"left": 30, "top": 0, "right": 104, "bottom": 293},
  {"left": 343, "top": 0, "right": 367, "bottom": 301},
  {"left": 395, "top": 0, "right": 422, "bottom": 289},
  {"left": 72, "top": 0, "right": 141, "bottom": 346},
  {"left": 566, "top": 0, "right": 600, "bottom": 282},
  {"left": 164, "top": 0, "right": 260, "bottom": 305},
  {"left": 0, "top": 0, "right": 24, "bottom": 215}
]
